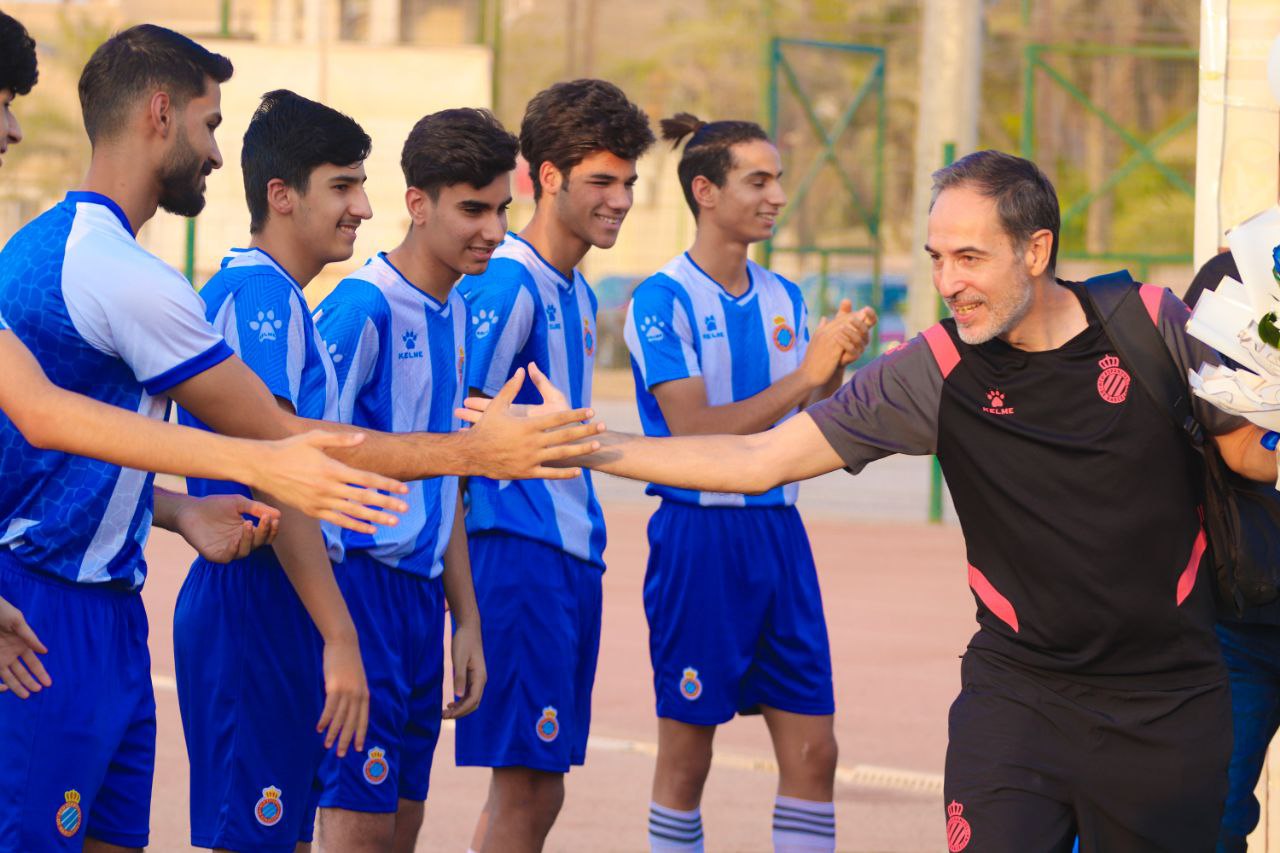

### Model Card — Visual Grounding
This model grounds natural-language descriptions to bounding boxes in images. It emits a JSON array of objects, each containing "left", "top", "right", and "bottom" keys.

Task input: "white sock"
[
  {"left": 772, "top": 795, "right": 835, "bottom": 851},
  {"left": 649, "top": 802, "right": 704, "bottom": 851}
]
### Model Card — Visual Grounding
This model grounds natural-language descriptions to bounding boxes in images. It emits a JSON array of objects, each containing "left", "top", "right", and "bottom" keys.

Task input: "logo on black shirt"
[
  {"left": 1096, "top": 354, "right": 1130, "bottom": 404},
  {"left": 982, "top": 388, "right": 1014, "bottom": 416}
]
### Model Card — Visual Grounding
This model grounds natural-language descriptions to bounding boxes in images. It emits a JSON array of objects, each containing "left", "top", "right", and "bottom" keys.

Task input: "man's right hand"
[{"left": 459, "top": 366, "right": 604, "bottom": 480}]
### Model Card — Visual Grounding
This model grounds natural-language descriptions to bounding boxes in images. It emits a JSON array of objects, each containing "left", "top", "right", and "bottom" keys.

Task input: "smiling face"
[
  {"left": 288, "top": 161, "right": 372, "bottom": 265},
  {"left": 157, "top": 78, "right": 224, "bottom": 217},
  {"left": 926, "top": 184, "right": 1036, "bottom": 345},
  {"left": 699, "top": 138, "right": 786, "bottom": 243},
  {"left": 550, "top": 149, "right": 638, "bottom": 249},
  {"left": 418, "top": 172, "right": 512, "bottom": 278}
]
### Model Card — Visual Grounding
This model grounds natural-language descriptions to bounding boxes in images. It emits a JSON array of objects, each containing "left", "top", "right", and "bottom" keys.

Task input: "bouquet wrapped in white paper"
[{"left": 1186, "top": 206, "right": 1280, "bottom": 430}]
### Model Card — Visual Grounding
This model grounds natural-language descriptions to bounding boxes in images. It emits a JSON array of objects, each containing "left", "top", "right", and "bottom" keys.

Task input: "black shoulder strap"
[{"left": 1078, "top": 271, "right": 1204, "bottom": 449}]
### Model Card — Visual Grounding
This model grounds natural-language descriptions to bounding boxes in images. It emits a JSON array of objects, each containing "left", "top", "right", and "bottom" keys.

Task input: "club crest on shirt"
[
  {"left": 583, "top": 319, "right": 595, "bottom": 356},
  {"left": 254, "top": 786, "right": 284, "bottom": 827},
  {"left": 398, "top": 329, "right": 423, "bottom": 360},
  {"left": 679, "top": 667, "right": 703, "bottom": 701},
  {"left": 458, "top": 345, "right": 466, "bottom": 380},
  {"left": 945, "top": 800, "right": 971, "bottom": 852},
  {"left": 55, "top": 790, "right": 82, "bottom": 838},
  {"left": 771, "top": 315, "right": 796, "bottom": 352},
  {"left": 363, "top": 747, "right": 390, "bottom": 785},
  {"left": 981, "top": 388, "right": 1014, "bottom": 416},
  {"left": 1096, "top": 353, "right": 1130, "bottom": 404},
  {"left": 535, "top": 706, "right": 560, "bottom": 742}
]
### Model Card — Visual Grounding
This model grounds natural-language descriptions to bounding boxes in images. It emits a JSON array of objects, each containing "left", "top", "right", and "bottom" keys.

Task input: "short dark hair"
[
  {"left": 660, "top": 112, "right": 770, "bottom": 217},
  {"left": 931, "top": 149, "right": 1061, "bottom": 272},
  {"left": 78, "top": 24, "right": 232, "bottom": 145},
  {"left": 0, "top": 12, "right": 38, "bottom": 96},
  {"left": 401, "top": 108, "right": 519, "bottom": 200},
  {"left": 242, "top": 89, "right": 372, "bottom": 233},
  {"left": 519, "top": 78, "right": 654, "bottom": 200}
]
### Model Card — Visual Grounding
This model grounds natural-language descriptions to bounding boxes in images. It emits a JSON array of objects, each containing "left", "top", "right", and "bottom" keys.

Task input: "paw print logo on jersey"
[
  {"left": 254, "top": 786, "right": 284, "bottom": 827},
  {"left": 641, "top": 315, "right": 667, "bottom": 343},
  {"left": 771, "top": 315, "right": 796, "bottom": 352},
  {"left": 362, "top": 747, "right": 389, "bottom": 785},
  {"left": 945, "top": 801, "right": 971, "bottom": 852},
  {"left": 472, "top": 308, "right": 499, "bottom": 340},
  {"left": 535, "top": 706, "right": 560, "bottom": 743},
  {"left": 325, "top": 341, "right": 344, "bottom": 365},
  {"left": 55, "top": 790, "right": 82, "bottom": 838},
  {"left": 583, "top": 319, "right": 595, "bottom": 356},
  {"left": 679, "top": 667, "right": 703, "bottom": 701},
  {"left": 249, "top": 310, "right": 283, "bottom": 343},
  {"left": 403, "top": 329, "right": 418, "bottom": 350},
  {"left": 981, "top": 388, "right": 1014, "bottom": 416},
  {"left": 1096, "top": 354, "right": 1130, "bottom": 404}
]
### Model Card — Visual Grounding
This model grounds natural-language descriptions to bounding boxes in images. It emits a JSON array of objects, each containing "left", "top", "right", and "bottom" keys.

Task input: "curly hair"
[
  {"left": 660, "top": 112, "right": 769, "bottom": 217},
  {"left": 0, "top": 12, "right": 38, "bottom": 96},
  {"left": 401, "top": 108, "right": 519, "bottom": 199},
  {"left": 519, "top": 79, "right": 654, "bottom": 200}
]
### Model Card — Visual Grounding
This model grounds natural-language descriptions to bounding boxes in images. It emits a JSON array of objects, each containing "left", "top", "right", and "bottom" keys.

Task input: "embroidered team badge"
[
  {"left": 945, "top": 800, "right": 971, "bottom": 852},
  {"left": 363, "top": 747, "right": 390, "bottom": 785},
  {"left": 535, "top": 706, "right": 560, "bottom": 743},
  {"left": 457, "top": 345, "right": 466, "bottom": 381},
  {"left": 254, "top": 786, "right": 284, "bottom": 827},
  {"left": 55, "top": 790, "right": 82, "bottom": 838},
  {"left": 1096, "top": 353, "right": 1130, "bottom": 404},
  {"left": 583, "top": 319, "right": 595, "bottom": 357},
  {"left": 771, "top": 315, "right": 796, "bottom": 352},
  {"left": 679, "top": 667, "right": 703, "bottom": 701}
]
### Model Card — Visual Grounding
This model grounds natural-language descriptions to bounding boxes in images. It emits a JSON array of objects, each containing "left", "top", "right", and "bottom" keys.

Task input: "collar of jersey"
[
  {"left": 223, "top": 247, "right": 303, "bottom": 291},
  {"left": 508, "top": 232, "right": 576, "bottom": 290},
  {"left": 374, "top": 252, "right": 448, "bottom": 313},
  {"left": 683, "top": 251, "right": 755, "bottom": 304},
  {"left": 64, "top": 191, "right": 135, "bottom": 238}
]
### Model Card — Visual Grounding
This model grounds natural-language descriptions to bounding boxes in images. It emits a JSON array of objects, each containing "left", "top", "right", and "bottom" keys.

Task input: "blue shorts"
[
  {"left": 0, "top": 557, "right": 155, "bottom": 852},
  {"left": 645, "top": 502, "right": 834, "bottom": 725},
  {"left": 174, "top": 552, "right": 324, "bottom": 852},
  {"left": 455, "top": 533, "right": 602, "bottom": 773},
  {"left": 318, "top": 551, "right": 444, "bottom": 812}
]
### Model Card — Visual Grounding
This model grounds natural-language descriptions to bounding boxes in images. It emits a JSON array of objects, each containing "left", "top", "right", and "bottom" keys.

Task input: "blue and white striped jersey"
[
  {"left": 314, "top": 253, "right": 468, "bottom": 579},
  {"left": 624, "top": 252, "right": 809, "bottom": 507},
  {"left": 0, "top": 192, "right": 233, "bottom": 588},
  {"left": 457, "top": 233, "right": 606, "bottom": 568},
  {"left": 178, "top": 247, "right": 341, "bottom": 557}
]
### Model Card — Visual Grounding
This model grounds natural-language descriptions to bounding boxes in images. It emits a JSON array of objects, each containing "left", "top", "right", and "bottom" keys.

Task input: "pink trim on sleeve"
[
  {"left": 1138, "top": 284, "right": 1163, "bottom": 326},
  {"left": 922, "top": 323, "right": 961, "bottom": 380}
]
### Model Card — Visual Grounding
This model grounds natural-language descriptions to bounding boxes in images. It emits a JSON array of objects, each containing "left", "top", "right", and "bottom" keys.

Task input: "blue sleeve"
[
  {"left": 0, "top": 309, "right": 8, "bottom": 331},
  {"left": 623, "top": 276, "right": 700, "bottom": 390},
  {"left": 463, "top": 260, "right": 537, "bottom": 396},
  {"left": 314, "top": 281, "right": 384, "bottom": 424},
  {"left": 225, "top": 271, "right": 307, "bottom": 409}
]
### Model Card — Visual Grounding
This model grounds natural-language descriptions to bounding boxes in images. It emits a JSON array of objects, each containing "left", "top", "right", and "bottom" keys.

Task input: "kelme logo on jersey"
[
  {"left": 535, "top": 706, "right": 560, "bottom": 742},
  {"left": 583, "top": 319, "right": 595, "bottom": 356},
  {"left": 363, "top": 747, "right": 390, "bottom": 785},
  {"left": 703, "top": 315, "right": 724, "bottom": 340},
  {"left": 472, "top": 308, "right": 499, "bottom": 339},
  {"left": 55, "top": 790, "right": 82, "bottom": 838},
  {"left": 325, "top": 340, "right": 345, "bottom": 364},
  {"left": 545, "top": 304, "right": 562, "bottom": 331},
  {"left": 772, "top": 315, "right": 796, "bottom": 352},
  {"left": 249, "top": 309, "right": 283, "bottom": 343},
  {"left": 640, "top": 315, "right": 667, "bottom": 343},
  {"left": 398, "top": 329, "right": 423, "bottom": 360},
  {"left": 1096, "top": 353, "right": 1130, "bottom": 404},
  {"left": 679, "top": 667, "right": 703, "bottom": 701},
  {"left": 254, "top": 786, "right": 284, "bottom": 827},
  {"left": 945, "top": 800, "right": 971, "bottom": 852},
  {"left": 981, "top": 388, "right": 1014, "bottom": 416}
]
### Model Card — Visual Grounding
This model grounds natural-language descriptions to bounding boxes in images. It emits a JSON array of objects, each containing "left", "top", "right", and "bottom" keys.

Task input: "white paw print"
[
  {"left": 640, "top": 315, "right": 666, "bottom": 343},
  {"left": 249, "top": 309, "right": 283, "bottom": 343},
  {"left": 472, "top": 308, "right": 499, "bottom": 340},
  {"left": 326, "top": 341, "right": 344, "bottom": 364}
]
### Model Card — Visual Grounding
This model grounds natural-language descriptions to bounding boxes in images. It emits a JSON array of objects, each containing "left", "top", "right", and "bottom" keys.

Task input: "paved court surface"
[{"left": 137, "top": 391, "right": 973, "bottom": 851}]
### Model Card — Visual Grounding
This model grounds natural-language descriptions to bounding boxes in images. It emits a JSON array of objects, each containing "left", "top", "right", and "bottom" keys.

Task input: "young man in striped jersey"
[
  {"left": 625, "top": 114, "right": 873, "bottom": 852},
  {"left": 311, "top": 108, "right": 519, "bottom": 853},
  {"left": 456, "top": 79, "right": 654, "bottom": 853}
]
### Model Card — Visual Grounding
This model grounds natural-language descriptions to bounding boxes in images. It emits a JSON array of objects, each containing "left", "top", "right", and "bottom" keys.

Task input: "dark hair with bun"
[{"left": 661, "top": 112, "right": 769, "bottom": 217}]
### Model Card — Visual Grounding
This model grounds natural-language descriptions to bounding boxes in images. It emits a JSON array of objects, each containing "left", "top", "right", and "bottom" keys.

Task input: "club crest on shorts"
[
  {"left": 535, "top": 706, "right": 560, "bottom": 742},
  {"left": 679, "top": 667, "right": 703, "bottom": 701},
  {"left": 363, "top": 747, "right": 390, "bottom": 785},
  {"left": 771, "top": 315, "right": 796, "bottom": 352},
  {"left": 55, "top": 790, "right": 82, "bottom": 838},
  {"left": 1096, "top": 353, "right": 1130, "bottom": 404},
  {"left": 945, "top": 800, "right": 971, "bottom": 852},
  {"left": 583, "top": 319, "right": 595, "bottom": 357},
  {"left": 254, "top": 786, "right": 284, "bottom": 827}
]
